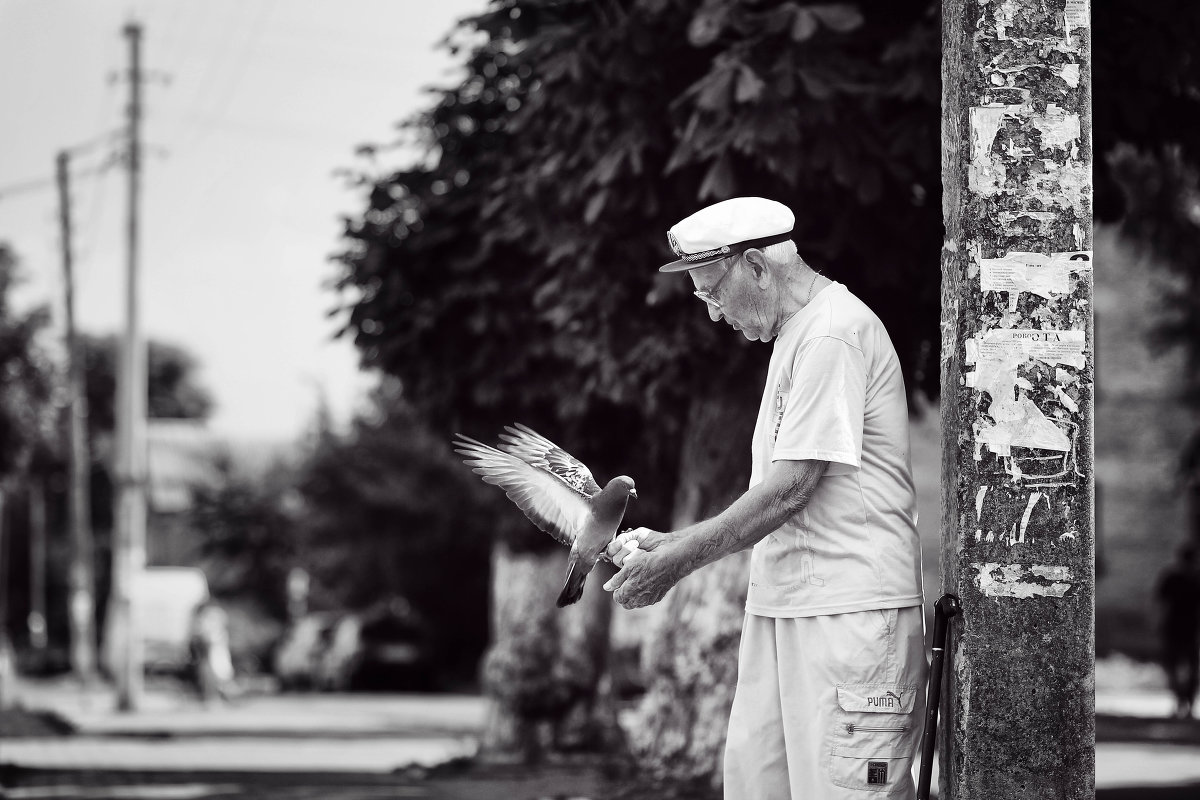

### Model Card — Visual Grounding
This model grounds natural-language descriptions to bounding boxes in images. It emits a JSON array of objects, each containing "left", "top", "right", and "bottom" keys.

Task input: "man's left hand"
[{"left": 603, "top": 528, "right": 681, "bottom": 609}]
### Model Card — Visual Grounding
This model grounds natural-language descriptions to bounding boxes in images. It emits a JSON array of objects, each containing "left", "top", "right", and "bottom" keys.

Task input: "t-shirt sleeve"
[{"left": 772, "top": 335, "right": 865, "bottom": 473}]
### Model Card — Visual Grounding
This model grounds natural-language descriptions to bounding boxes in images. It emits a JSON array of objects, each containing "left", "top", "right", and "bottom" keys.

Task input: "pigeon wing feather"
[
  {"left": 454, "top": 435, "right": 590, "bottom": 546},
  {"left": 498, "top": 423, "right": 603, "bottom": 497}
]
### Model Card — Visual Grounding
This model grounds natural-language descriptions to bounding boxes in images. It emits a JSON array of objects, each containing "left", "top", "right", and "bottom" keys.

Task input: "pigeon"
[{"left": 453, "top": 423, "right": 637, "bottom": 607}]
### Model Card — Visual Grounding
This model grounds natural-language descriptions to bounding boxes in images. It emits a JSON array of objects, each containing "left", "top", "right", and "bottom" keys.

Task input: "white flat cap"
[{"left": 659, "top": 197, "right": 795, "bottom": 272}]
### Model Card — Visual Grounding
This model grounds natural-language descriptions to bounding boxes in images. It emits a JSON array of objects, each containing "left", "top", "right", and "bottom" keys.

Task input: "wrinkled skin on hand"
[{"left": 604, "top": 527, "right": 686, "bottom": 609}]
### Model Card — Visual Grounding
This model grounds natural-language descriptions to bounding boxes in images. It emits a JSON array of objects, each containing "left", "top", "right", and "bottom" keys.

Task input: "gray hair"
[{"left": 761, "top": 239, "right": 798, "bottom": 267}]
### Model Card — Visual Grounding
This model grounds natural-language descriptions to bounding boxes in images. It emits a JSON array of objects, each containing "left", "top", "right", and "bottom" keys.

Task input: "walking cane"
[{"left": 916, "top": 593, "right": 961, "bottom": 800}]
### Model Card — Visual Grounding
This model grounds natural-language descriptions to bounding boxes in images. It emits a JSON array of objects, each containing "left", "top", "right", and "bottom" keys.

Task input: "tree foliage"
[
  {"left": 292, "top": 382, "right": 495, "bottom": 683},
  {"left": 333, "top": 0, "right": 943, "bottom": 552},
  {"left": 0, "top": 244, "right": 55, "bottom": 481},
  {"left": 81, "top": 334, "right": 214, "bottom": 437},
  {"left": 188, "top": 453, "right": 301, "bottom": 620},
  {"left": 333, "top": 0, "right": 1200, "bottom": 432},
  {"left": 1095, "top": 3, "right": 1200, "bottom": 479},
  {"left": 1093, "top": 1, "right": 1200, "bottom": 222}
]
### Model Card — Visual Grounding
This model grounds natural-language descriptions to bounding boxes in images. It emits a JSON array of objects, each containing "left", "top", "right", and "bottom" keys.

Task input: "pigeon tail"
[{"left": 556, "top": 562, "right": 588, "bottom": 607}]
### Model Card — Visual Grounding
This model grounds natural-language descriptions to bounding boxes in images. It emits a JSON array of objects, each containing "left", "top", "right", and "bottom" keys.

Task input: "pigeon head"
[{"left": 609, "top": 475, "right": 637, "bottom": 499}]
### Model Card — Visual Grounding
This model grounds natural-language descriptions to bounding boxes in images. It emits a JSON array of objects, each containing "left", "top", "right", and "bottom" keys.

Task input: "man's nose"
[{"left": 708, "top": 304, "right": 722, "bottom": 323}]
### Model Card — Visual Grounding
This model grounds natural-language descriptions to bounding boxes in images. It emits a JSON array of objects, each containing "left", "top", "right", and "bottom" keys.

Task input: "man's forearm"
[{"left": 668, "top": 460, "right": 827, "bottom": 578}]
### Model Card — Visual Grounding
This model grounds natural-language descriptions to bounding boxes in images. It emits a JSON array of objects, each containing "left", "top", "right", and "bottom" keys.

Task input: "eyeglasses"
[{"left": 692, "top": 255, "right": 738, "bottom": 312}]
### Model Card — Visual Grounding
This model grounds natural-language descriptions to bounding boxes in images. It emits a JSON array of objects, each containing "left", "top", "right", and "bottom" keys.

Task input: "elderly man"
[{"left": 604, "top": 197, "right": 926, "bottom": 799}]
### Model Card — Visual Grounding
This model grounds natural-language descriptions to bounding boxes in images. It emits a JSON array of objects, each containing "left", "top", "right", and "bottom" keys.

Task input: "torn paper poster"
[
  {"left": 980, "top": 252, "right": 1069, "bottom": 301},
  {"left": 1064, "top": 0, "right": 1089, "bottom": 31},
  {"left": 976, "top": 394, "right": 1072, "bottom": 453},
  {"left": 1055, "top": 386, "right": 1079, "bottom": 413},
  {"left": 999, "top": 210, "right": 1058, "bottom": 233},
  {"left": 969, "top": 105, "right": 1020, "bottom": 195},
  {"left": 976, "top": 563, "right": 1073, "bottom": 599},
  {"left": 968, "top": 104, "right": 1085, "bottom": 199},
  {"left": 966, "top": 328, "right": 1084, "bottom": 455},
  {"left": 967, "top": 329, "right": 1087, "bottom": 370},
  {"left": 979, "top": 250, "right": 1093, "bottom": 303},
  {"left": 1054, "top": 63, "right": 1081, "bottom": 88},
  {"left": 1034, "top": 105, "right": 1081, "bottom": 149}
]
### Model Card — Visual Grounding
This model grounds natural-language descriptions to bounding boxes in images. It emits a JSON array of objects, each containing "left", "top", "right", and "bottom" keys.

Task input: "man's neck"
[
  {"left": 766, "top": 261, "right": 825, "bottom": 339},
  {"left": 783, "top": 260, "right": 825, "bottom": 313}
]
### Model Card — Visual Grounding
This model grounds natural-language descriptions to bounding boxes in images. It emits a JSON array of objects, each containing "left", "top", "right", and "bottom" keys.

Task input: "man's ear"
[{"left": 742, "top": 248, "right": 771, "bottom": 286}]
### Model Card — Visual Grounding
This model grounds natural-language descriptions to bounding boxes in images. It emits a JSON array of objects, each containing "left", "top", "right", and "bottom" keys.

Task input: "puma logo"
[{"left": 867, "top": 691, "right": 906, "bottom": 708}]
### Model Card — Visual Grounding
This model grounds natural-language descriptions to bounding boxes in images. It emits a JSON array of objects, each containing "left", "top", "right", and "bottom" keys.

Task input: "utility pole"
[
  {"left": 109, "top": 20, "right": 148, "bottom": 712},
  {"left": 28, "top": 480, "right": 47, "bottom": 653},
  {"left": 941, "top": 1, "right": 1093, "bottom": 798},
  {"left": 57, "top": 150, "right": 98, "bottom": 681}
]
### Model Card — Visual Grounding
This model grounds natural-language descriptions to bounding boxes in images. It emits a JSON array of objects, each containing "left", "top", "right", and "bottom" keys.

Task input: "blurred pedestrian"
[
  {"left": 604, "top": 198, "right": 926, "bottom": 798},
  {"left": 188, "top": 599, "right": 236, "bottom": 705},
  {"left": 1156, "top": 541, "right": 1200, "bottom": 719}
]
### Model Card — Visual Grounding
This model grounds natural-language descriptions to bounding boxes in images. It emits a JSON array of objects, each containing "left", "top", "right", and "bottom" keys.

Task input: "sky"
[{"left": 0, "top": 0, "right": 485, "bottom": 443}]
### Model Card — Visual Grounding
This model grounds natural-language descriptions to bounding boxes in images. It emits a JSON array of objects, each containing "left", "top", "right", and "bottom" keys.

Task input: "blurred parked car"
[
  {"left": 272, "top": 599, "right": 435, "bottom": 692},
  {"left": 314, "top": 614, "right": 362, "bottom": 691},
  {"left": 272, "top": 611, "right": 337, "bottom": 691},
  {"left": 119, "top": 567, "right": 210, "bottom": 676},
  {"left": 348, "top": 600, "right": 435, "bottom": 692}
]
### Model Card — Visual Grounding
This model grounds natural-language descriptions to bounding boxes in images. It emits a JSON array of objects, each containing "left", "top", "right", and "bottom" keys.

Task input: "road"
[{"left": 2, "top": 677, "right": 1199, "bottom": 798}]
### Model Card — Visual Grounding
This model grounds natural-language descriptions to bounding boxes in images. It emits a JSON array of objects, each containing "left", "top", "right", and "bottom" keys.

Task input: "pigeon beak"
[{"left": 629, "top": 488, "right": 638, "bottom": 499}]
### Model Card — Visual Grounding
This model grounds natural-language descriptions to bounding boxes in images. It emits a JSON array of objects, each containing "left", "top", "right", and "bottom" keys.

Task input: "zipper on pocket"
[{"left": 844, "top": 723, "right": 908, "bottom": 735}]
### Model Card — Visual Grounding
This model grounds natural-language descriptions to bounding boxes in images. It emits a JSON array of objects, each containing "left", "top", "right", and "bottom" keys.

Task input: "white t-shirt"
[{"left": 746, "top": 281, "right": 924, "bottom": 617}]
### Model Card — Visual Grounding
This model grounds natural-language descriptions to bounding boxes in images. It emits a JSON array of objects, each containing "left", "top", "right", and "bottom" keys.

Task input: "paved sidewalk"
[
  {"left": 8, "top": 678, "right": 488, "bottom": 738},
  {"left": 0, "top": 736, "right": 477, "bottom": 773},
  {"left": 2, "top": 677, "right": 486, "bottom": 774},
  {"left": 4, "top": 676, "right": 1200, "bottom": 791}
]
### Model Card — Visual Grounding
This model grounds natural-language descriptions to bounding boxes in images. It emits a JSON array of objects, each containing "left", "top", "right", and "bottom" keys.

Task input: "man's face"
[{"left": 689, "top": 255, "right": 777, "bottom": 342}]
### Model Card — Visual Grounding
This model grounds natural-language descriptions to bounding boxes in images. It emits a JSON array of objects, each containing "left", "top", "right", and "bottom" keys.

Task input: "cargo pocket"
[{"left": 828, "top": 682, "right": 919, "bottom": 793}]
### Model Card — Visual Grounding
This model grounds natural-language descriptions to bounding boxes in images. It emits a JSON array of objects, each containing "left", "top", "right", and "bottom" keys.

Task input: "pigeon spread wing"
[
  {"left": 497, "top": 423, "right": 603, "bottom": 497},
  {"left": 454, "top": 435, "right": 591, "bottom": 546}
]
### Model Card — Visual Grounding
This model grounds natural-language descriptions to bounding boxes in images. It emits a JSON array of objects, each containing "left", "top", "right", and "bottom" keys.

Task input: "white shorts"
[{"left": 723, "top": 606, "right": 927, "bottom": 799}]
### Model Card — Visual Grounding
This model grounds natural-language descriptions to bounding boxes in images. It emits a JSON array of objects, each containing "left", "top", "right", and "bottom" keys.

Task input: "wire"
[
  {"left": 171, "top": 0, "right": 276, "bottom": 155},
  {"left": 0, "top": 175, "right": 55, "bottom": 202},
  {"left": 0, "top": 155, "right": 121, "bottom": 203},
  {"left": 63, "top": 128, "right": 126, "bottom": 158},
  {"left": 156, "top": 0, "right": 277, "bottom": 245},
  {"left": 74, "top": 157, "right": 121, "bottom": 269}
]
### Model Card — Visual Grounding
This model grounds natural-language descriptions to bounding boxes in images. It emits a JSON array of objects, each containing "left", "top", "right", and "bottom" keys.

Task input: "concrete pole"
[
  {"left": 940, "top": 2, "right": 1093, "bottom": 798},
  {"left": 57, "top": 150, "right": 98, "bottom": 681},
  {"left": 111, "top": 20, "right": 148, "bottom": 712},
  {"left": 28, "top": 479, "right": 47, "bottom": 652}
]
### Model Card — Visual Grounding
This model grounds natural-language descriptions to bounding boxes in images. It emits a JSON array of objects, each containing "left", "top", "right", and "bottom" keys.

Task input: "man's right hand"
[{"left": 606, "top": 527, "right": 681, "bottom": 567}]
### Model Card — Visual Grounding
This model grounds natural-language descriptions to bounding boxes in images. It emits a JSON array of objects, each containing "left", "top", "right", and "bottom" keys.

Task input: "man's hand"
[
  {"left": 603, "top": 527, "right": 684, "bottom": 609},
  {"left": 605, "top": 527, "right": 682, "bottom": 566}
]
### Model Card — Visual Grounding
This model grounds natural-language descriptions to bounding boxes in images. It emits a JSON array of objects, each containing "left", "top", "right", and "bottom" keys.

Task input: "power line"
[
  {"left": 170, "top": 0, "right": 276, "bottom": 157},
  {"left": 63, "top": 127, "right": 126, "bottom": 158},
  {"left": 0, "top": 175, "right": 55, "bottom": 201},
  {"left": 0, "top": 159, "right": 117, "bottom": 203},
  {"left": 75, "top": 157, "right": 120, "bottom": 268}
]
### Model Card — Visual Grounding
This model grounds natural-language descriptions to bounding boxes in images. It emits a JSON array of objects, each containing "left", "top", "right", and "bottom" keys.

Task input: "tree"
[
  {"left": 1095, "top": 4, "right": 1200, "bottom": 552},
  {"left": 187, "top": 453, "right": 300, "bottom": 621},
  {"left": 80, "top": 334, "right": 213, "bottom": 437},
  {"left": 0, "top": 245, "right": 55, "bottom": 482},
  {"left": 0, "top": 245, "right": 217, "bottom": 674},
  {"left": 331, "top": 0, "right": 945, "bottom": 773},
  {"left": 0, "top": 244, "right": 56, "bottom": 678},
  {"left": 292, "top": 382, "right": 494, "bottom": 687},
  {"left": 334, "top": 0, "right": 940, "bottom": 775}
]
